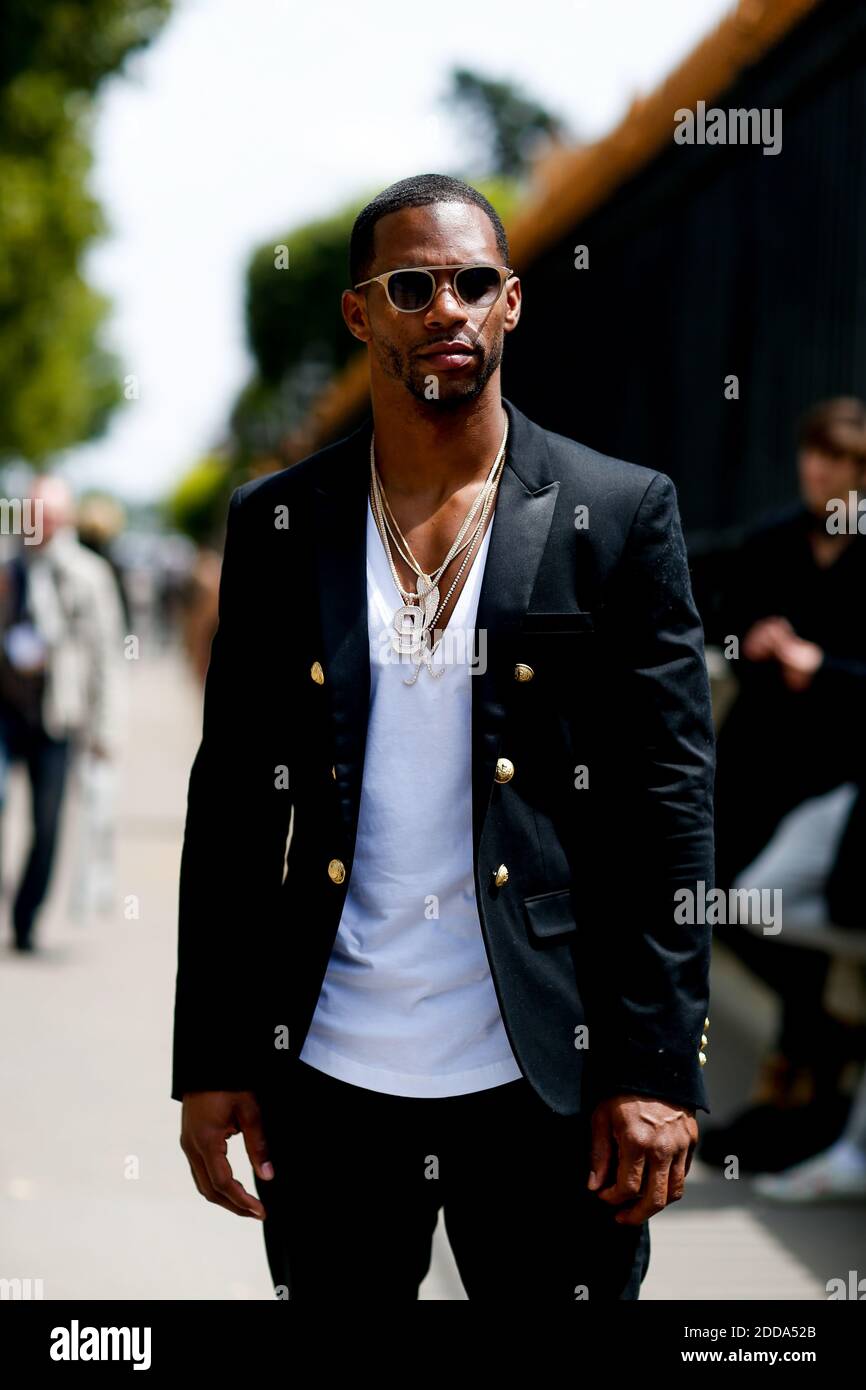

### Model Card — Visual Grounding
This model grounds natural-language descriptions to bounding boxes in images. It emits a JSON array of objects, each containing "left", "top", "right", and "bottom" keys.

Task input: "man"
[
  {"left": 173, "top": 174, "right": 715, "bottom": 1301},
  {"left": 703, "top": 400, "right": 866, "bottom": 1168},
  {"left": 0, "top": 476, "right": 125, "bottom": 950},
  {"left": 714, "top": 396, "right": 866, "bottom": 893}
]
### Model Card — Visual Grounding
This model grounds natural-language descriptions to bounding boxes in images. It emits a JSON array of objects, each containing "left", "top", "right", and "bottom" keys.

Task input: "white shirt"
[{"left": 298, "top": 495, "right": 524, "bottom": 1096}]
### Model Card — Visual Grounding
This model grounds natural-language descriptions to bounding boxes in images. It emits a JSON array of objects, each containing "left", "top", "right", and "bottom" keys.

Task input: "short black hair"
[{"left": 349, "top": 173, "right": 510, "bottom": 287}]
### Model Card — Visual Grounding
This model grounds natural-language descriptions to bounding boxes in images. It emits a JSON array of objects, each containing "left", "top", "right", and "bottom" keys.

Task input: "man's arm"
[
  {"left": 172, "top": 485, "right": 262, "bottom": 1100},
  {"left": 591, "top": 471, "right": 715, "bottom": 1116},
  {"left": 582, "top": 471, "right": 715, "bottom": 1223},
  {"left": 172, "top": 485, "right": 278, "bottom": 1220}
]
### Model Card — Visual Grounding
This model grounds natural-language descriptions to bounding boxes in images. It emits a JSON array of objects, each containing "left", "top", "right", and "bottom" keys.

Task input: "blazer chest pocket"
[
  {"left": 512, "top": 611, "right": 597, "bottom": 697},
  {"left": 520, "top": 610, "right": 595, "bottom": 634},
  {"left": 523, "top": 887, "right": 578, "bottom": 941}
]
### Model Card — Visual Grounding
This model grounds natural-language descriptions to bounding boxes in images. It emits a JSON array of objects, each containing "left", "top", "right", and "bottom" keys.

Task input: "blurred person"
[
  {"left": 172, "top": 174, "right": 715, "bottom": 1301},
  {"left": 706, "top": 400, "right": 866, "bottom": 1155},
  {"left": 69, "top": 495, "right": 131, "bottom": 922},
  {"left": 0, "top": 476, "right": 125, "bottom": 951},
  {"left": 715, "top": 396, "right": 866, "bottom": 890},
  {"left": 701, "top": 777, "right": 864, "bottom": 1173},
  {"left": 180, "top": 545, "right": 221, "bottom": 685},
  {"left": 705, "top": 574, "right": 866, "bottom": 1170},
  {"left": 752, "top": 1053, "right": 866, "bottom": 1202},
  {"left": 744, "top": 694, "right": 866, "bottom": 1203},
  {"left": 151, "top": 538, "right": 195, "bottom": 652},
  {"left": 76, "top": 493, "right": 134, "bottom": 632},
  {"left": 113, "top": 533, "right": 172, "bottom": 654}
]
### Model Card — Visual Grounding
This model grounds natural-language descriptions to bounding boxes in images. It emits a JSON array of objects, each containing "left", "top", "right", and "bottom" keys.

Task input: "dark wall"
[{"left": 501, "top": 0, "right": 866, "bottom": 543}]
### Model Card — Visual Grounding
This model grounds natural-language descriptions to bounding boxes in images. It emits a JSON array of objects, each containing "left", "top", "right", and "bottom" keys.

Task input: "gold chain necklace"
[{"left": 368, "top": 416, "right": 508, "bottom": 683}]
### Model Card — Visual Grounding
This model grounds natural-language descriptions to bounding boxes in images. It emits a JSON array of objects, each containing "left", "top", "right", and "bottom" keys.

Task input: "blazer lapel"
[{"left": 311, "top": 395, "right": 561, "bottom": 864}]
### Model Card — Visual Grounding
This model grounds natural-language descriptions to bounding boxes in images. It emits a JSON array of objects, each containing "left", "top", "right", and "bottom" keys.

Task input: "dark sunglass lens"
[
  {"left": 388, "top": 271, "right": 433, "bottom": 310},
  {"left": 455, "top": 266, "right": 501, "bottom": 306}
]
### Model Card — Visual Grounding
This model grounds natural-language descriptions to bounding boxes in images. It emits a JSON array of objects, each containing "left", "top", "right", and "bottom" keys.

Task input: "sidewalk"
[{"left": 0, "top": 644, "right": 863, "bottom": 1299}]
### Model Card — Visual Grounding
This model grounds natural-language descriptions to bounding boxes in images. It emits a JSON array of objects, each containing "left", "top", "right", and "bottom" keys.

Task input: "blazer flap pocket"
[
  {"left": 523, "top": 887, "right": 578, "bottom": 939},
  {"left": 521, "top": 610, "right": 594, "bottom": 633}
]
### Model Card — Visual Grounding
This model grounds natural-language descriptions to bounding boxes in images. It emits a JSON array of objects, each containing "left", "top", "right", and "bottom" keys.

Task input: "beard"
[{"left": 374, "top": 329, "right": 504, "bottom": 410}]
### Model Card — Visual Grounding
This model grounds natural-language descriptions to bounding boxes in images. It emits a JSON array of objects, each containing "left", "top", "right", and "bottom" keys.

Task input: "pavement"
[{"left": 1, "top": 641, "right": 864, "bottom": 1301}]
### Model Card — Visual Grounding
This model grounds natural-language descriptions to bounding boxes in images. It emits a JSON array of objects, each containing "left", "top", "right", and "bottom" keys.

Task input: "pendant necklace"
[{"left": 369, "top": 415, "right": 508, "bottom": 684}]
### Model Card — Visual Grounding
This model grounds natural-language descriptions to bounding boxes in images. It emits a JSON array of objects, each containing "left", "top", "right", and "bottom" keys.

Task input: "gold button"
[
  {"left": 327, "top": 858, "right": 345, "bottom": 884},
  {"left": 704, "top": 1016, "right": 710, "bottom": 1029},
  {"left": 331, "top": 765, "right": 336, "bottom": 779},
  {"left": 701, "top": 1033, "right": 708, "bottom": 1047},
  {"left": 311, "top": 661, "right": 324, "bottom": 684},
  {"left": 493, "top": 863, "right": 509, "bottom": 887},
  {"left": 698, "top": 1051, "right": 707, "bottom": 1066},
  {"left": 494, "top": 758, "right": 514, "bottom": 783},
  {"left": 514, "top": 663, "right": 534, "bottom": 682}
]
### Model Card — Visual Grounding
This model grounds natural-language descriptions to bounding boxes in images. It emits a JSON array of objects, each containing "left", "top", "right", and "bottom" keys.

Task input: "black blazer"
[{"left": 171, "top": 396, "right": 715, "bottom": 1116}]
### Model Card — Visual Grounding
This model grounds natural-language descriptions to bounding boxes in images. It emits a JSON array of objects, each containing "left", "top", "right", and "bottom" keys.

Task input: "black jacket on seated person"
[
  {"left": 171, "top": 397, "right": 716, "bottom": 1117},
  {"left": 719, "top": 502, "right": 866, "bottom": 742},
  {"left": 714, "top": 504, "right": 866, "bottom": 889}
]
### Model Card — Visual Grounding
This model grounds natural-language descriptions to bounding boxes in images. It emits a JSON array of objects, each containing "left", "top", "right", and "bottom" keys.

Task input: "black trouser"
[
  {"left": 0, "top": 707, "right": 72, "bottom": 947},
  {"left": 253, "top": 1058, "right": 651, "bottom": 1302},
  {"left": 713, "top": 694, "right": 839, "bottom": 1065}
]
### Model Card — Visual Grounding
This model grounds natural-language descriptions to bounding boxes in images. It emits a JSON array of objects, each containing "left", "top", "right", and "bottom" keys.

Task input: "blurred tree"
[
  {"left": 164, "top": 454, "right": 232, "bottom": 548},
  {"left": 0, "top": 0, "right": 171, "bottom": 464},
  {"left": 246, "top": 209, "right": 359, "bottom": 388},
  {"left": 444, "top": 68, "right": 570, "bottom": 179}
]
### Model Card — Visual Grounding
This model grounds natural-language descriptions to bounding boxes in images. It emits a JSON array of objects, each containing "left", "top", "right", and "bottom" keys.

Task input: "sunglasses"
[{"left": 353, "top": 262, "right": 515, "bottom": 313}]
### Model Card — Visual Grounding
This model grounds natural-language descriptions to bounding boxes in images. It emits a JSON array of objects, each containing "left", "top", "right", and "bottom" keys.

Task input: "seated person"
[
  {"left": 703, "top": 619, "right": 866, "bottom": 1170},
  {"left": 715, "top": 396, "right": 866, "bottom": 892}
]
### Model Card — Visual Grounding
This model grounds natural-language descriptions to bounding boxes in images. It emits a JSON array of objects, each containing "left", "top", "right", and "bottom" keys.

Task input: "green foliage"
[
  {"left": 164, "top": 455, "right": 232, "bottom": 547},
  {"left": 445, "top": 69, "right": 570, "bottom": 179},
  {"left": 245, "top": 207, "right": 359, "bottom": 386},
  {"left": 0, "top": 0, "right": 172, "bottom": 463}
]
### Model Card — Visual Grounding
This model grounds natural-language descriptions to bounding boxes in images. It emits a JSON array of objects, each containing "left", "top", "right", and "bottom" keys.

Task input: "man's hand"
[
  {"left": 587, "top": 1094, "right": 698, "bottom": 1225},
  {"left": 740, "top": 616, "right": 824, "bottom": 691},
  {"left": 741, "top": 615, "right": 795, "bottom": 662},
  {"left": 180, "top": 1090, "right": 274, "bottom": 1220},
  {"left": 773, "top": 633, "right": 825, "bottom": 691}
]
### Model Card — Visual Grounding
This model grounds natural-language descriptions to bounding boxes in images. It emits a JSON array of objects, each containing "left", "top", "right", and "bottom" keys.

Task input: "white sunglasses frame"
[{"left": 353, "top": 262, "right": 515, "bottom": 313}]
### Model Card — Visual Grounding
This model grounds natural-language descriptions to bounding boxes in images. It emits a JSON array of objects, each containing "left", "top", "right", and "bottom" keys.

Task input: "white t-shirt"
[{"left": 298, "top": 495, "right": 524, "bottom": 1097}]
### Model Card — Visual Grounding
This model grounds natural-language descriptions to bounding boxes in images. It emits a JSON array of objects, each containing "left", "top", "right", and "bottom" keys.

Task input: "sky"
[{"left": 62, "top": 0, "right": 733, "bottom": 503}]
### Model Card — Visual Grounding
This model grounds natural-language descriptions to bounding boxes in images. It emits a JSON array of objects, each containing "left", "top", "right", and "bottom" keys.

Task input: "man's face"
[
  {"left": 797, "top": 446, "right": 866, "bottom": 518},
  {"left": 343, "top": 201, "right": 521, "bottom": 408},
  {"left": 28, "top": 478, "right": 73, "bottom": 545}
]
